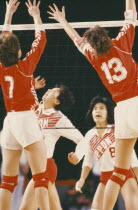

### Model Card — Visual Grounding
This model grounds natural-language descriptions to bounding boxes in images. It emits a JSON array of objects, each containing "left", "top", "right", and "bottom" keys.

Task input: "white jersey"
[
  {"left": 36, "top": 105, "right": 85, "bottom": 158},
  {"left": 82, "top": 125, "right": 138, "bottom": 172}
]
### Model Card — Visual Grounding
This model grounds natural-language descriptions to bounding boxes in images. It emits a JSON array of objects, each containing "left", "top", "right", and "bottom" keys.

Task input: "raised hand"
[
  {"left": 68, "top": 152, "right": 79, "bottom": 165},
  {"left": 6, "top": 0, "right": 20, "bottom": 15},
  {"left": 35, "top": 76, "right": 46, "bottom": 90},
  {"left": 75, "top": 179, "right": 84, "bottom": 193},
  {"left": 25, "top": 0, "right": 40, "bottom": 17},
  {"left": 47, "top": 4, "right": 65, "bottom": 23}
]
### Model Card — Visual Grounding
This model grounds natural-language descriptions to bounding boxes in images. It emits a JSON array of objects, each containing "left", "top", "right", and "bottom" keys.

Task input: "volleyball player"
[
  {"left": 69, "top": 96, "right": 138, "bottom": 210},
  {"left": 19, "top": 84, "right": 85, "bottom": 210},
  {"left": 0, "top": 1, "right": 50, "bottom": 209},
  {"left": 47, "top": 0, "right": 138, "bottom": 209}
]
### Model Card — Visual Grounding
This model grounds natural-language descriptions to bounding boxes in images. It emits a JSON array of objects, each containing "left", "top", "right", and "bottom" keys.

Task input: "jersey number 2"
[
  {"left": 4, "top": 76, "right": 14, "bottom": 98},
  {"left": 101, "top": 58, "right": 127, "bottom": 84}
]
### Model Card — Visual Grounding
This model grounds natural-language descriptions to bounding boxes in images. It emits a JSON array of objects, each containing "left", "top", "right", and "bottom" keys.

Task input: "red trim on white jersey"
[
  {"left": 89, "top": 126, "right": 115, "bottom": 160},
  {"left": 37, "top": 111, "right": 63, "bottom": 128}
]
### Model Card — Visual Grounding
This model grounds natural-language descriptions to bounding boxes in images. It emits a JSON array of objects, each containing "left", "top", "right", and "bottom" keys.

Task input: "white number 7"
[{"left": 4, "top": 76, "right": 14, "bottom": 98}]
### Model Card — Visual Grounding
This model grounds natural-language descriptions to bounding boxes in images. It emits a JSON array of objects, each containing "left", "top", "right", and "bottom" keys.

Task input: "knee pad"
[
  {"left": 0, "top": 175, "right": 18, "bottom": 193},
  {"left": 32, "top": 170, "right": 49, "bottom": 189},
  {"left": 110, "top": 166, "right": 129, "bottom": 187}
]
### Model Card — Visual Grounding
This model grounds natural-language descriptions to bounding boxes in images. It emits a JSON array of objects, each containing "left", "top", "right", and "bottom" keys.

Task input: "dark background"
[{"left": 0, "top": 0, "right": 138, "bottom": 180}]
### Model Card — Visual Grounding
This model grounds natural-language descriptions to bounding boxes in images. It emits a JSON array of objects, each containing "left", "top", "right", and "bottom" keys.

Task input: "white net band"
[{"left": 0, "top": 20, "right": 138, "bottom": 30}]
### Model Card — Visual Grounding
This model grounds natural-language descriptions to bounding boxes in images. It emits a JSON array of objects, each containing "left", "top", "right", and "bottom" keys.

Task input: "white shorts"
[
  {"left": 0, "top": 110, "right": 43, "bottom": 150},
  {"left": 115, "top": 96, "right": 138, "bottom": 139}
]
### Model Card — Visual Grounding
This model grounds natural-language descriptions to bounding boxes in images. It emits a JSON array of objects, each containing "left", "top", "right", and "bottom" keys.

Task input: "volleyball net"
[
  {"left": 0, "top": 21, "right": 138, "bottom": 131},
  {"left": 0, "top": 20, "right": 138, "bottom": 30}
]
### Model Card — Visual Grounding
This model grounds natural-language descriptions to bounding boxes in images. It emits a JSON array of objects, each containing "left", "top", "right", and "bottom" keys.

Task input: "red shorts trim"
[
  {"left": 100, "top": 168, "right": 135, "bottom": 185},
  {"left": 47, "top": 158, "right": 57, "bottom": 184}
]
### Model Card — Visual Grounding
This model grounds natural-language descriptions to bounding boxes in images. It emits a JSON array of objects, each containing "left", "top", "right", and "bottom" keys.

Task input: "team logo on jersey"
[{"left": 89, "top": 129, "right": 115, "bottom": 159}]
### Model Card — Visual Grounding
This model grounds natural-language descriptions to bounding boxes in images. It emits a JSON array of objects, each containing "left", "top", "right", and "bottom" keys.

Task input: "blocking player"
[
  {"left": 0, "top": 1, "right": 50, "bottom": 209},
  {"left": 47, "top": 0, "right": 138, "bottom": 209}
]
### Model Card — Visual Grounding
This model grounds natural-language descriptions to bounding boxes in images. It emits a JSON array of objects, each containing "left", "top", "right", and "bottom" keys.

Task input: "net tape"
[{"left": 0, "top": 20, "right": 138, "bottom": 30}]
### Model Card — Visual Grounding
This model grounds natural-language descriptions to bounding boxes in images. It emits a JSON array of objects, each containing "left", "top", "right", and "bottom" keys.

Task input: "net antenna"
[{"left": 0, "top": 20, "right": 138, "bottom": 30}]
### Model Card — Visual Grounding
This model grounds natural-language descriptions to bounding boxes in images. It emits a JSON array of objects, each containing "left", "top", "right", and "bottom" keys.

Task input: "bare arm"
[
  {"left": 126, "top": 0, "right": 136, "bottom": 11},
  {"left": 4, "top": 0, "right": 20, "bottom": 25},
  {"left": 47, "top": 4, "right": 80, "bottom": 41},
  {"left": 75, "top": 166, "right": 91, "bottom": 193}
]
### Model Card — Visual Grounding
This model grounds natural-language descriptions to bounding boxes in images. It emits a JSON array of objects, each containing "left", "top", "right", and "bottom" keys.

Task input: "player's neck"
[
  {"left": 96, "top": 122, "right": 108, "bottom": 138},
  {"left": 43, "top": 102, "right": 54, "bottom": 110}
]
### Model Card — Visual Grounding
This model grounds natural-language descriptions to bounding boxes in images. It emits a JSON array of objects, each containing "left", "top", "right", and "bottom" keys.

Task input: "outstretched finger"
[
  {"left": 11, "top": 0, "right": 15, "bottom": 3},
  {"left": 47, "top": 11, "right": 54, "bottom": 16},
  {"left": 15, "top": 2, "right": 20, "bottom": 8},
  {"left": 13, "top": 0, "right": 18, "bottom": 4},
  {"left": 6, "top": 1, "right": 8, "bottom": 6},
  {"left": 35, "top": 76, "right": 41, "bottom": 80},
  {"left": 40, "top": 78, "right": 45, "bottom": 82},
  {"left": 27, "top": 0, "right": 33, "bottom": 7},
  {"left": 62, "top": 6, "right": 65, "bottom": 13},
  {"left": 53, "top": 3, "right": 58, "bottom": 11},
  {"left": 33, "top": 0, "right": 36, "bottom": 6},
  {"left": 37, "top": 1, "right": 40, "bottom": 8},
  {"left": 48, "top": 17, "right": 56, "bottom": 19},
  {"left": 48, "top": 5, "right": 55, "bottom": 13},
  {"left": 25, "top": 2, "right": 29, "bottom": 9}
]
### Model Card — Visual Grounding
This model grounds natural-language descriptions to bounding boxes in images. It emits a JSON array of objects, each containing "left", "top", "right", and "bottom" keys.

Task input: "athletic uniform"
[
  {"left": 82, "top": 125, "right": 138, "bottom": 184},
  {"left": 74, "top": 11, "right": 138, "bottom": 138},
  {"left": 35, "top": 104, "right": 85, "bottom": 183},
  {"left": 0, "top": 24, "right": 46, "bottom": 149}
]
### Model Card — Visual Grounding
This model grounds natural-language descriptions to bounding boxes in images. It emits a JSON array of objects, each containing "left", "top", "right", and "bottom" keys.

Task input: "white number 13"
[
  {"left": 4, "top": 76, "right": 14, "bottom": 98},
  {"left": 101, "top": 58, "right": 127, "bottom": 84}
]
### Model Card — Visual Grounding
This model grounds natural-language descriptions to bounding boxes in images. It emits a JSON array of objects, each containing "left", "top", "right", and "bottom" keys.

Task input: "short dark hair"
[
  {"left": 0, "top": 32, "right": 20, "bottom": 67},
  {"left": 86, "top": 96, "right": 115, "bottom": 125},
  {"left": 83, "top": 25, "right": 112, "bottom": 56},
  {"left": 54, "top": 84, "right": 75, "bottom": 112}
]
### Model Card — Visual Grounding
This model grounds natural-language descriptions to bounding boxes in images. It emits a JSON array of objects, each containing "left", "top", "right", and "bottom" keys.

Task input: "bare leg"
[
  {"left": 19, "top": 179, "right": 37, "bottom": 210},
  {"left": 91, "top": 183, "right": 105, "bottom": 210},
  {"left": 24, "top": 140, "right": 50, "bottom": 210},
  {"left": 121, "top": 178, "right": 138, "bottom": 210},
  {"left": 103, "top": 138, "right": 137, "bottom": 210},
  {"left": 20, "top": 180, "right": 62, "bottom": 210},
  {"left": 0, "top": 148, "right": 22, "bottom": 210},
  {"left": 48, "top": 181, "right": 63, "bottom": 210}
]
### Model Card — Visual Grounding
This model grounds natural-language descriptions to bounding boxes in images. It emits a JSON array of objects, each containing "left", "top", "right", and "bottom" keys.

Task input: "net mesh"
[{"left": 0, "top": 24, "right": 138, "bottom": 152}]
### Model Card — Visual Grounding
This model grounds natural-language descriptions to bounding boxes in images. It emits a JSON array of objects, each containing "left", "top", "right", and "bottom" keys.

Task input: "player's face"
[
  {"left": 42, "top": 88, "right": 61, "bottom": 106},
  {"left": 92, "top": 103, "right": 108, "bottom": 124}
]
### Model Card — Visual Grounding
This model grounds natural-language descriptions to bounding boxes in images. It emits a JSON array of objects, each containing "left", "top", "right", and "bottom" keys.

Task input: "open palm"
[{"left": 47, "top": 4, "right": 65, "bottom": 23}]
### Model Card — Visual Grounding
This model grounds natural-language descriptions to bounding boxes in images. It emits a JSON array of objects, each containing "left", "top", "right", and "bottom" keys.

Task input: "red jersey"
[
  {"left": 0, "top": 29, "right": 46, "bottom": 112},
  {"left": 74, "top": 23, "right": 138, "bottom": 103}
]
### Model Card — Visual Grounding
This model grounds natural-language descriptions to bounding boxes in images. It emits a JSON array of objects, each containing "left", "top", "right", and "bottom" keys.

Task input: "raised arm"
[
  {"left": 47, "top": 4, "right": 80, "bottom": 41},
  {"left": 26, "top": 0, "right": 42, "bottom": 25},
  {"left": 126, "top": 0, "right": 136, "bottom": 11},
  {"left": 4, "top": 0, "right": 20, "bottom": 25},
  {"left": 21, "top": 0, "right": 46, "bottom": 75}
]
